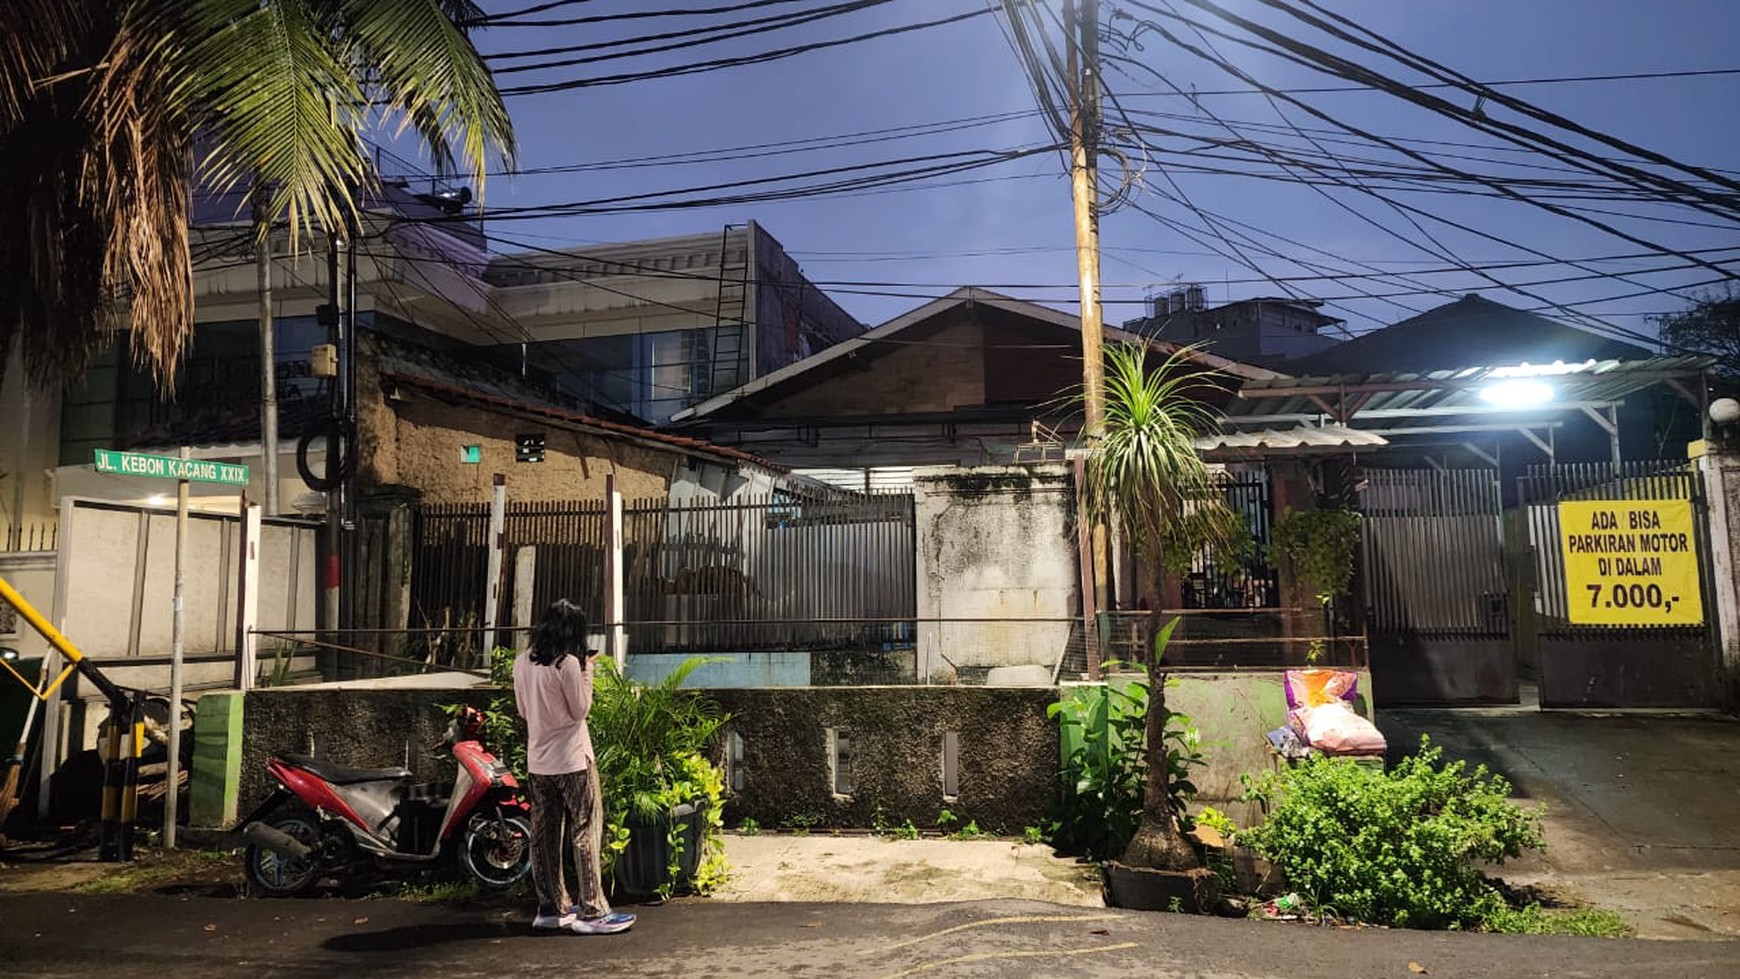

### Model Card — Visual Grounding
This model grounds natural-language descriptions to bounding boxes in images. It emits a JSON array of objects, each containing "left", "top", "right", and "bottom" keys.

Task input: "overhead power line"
[{"left": 497, "top": 6, "right": 995, "bottom": 97}]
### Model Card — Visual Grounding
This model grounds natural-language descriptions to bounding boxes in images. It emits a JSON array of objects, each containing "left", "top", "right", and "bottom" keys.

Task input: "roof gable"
[
  {"left": 673, "top": 287, "right": 1277, "bottom": 422},
  {"left": 1285, "top": 294, "right": 1653, "bottom": 375}
]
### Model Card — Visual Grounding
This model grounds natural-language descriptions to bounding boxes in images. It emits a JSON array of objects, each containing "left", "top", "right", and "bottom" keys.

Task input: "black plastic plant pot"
[{"left": 614, "top": 802, "right": 703, "bottom": 898}]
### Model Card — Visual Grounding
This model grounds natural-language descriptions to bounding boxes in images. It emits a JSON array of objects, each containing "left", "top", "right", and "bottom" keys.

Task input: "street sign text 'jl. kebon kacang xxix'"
[{"left": 93, "top": 449, "right": 250, "bottom": 487}]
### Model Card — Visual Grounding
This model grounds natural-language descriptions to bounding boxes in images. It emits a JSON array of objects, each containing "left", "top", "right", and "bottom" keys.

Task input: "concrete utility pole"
[
  {"left": 255, "top": 191, "right": 279, "bottom": 516},
  {"left": 1067, "top": 0, "right": 1105, "bottom": 438},
  {"left": 1066, "top": 0, "right": 1112, "bottom": 610}
]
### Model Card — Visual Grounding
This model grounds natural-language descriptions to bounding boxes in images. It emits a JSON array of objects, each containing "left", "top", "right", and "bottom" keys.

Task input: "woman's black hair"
[{"left": 528, "top": 599, "right": 591, "bottom": 666}]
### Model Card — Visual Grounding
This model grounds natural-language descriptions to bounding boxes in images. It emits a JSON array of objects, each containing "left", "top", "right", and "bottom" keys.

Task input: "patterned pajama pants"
[{"left": 528, "top": 767, "right": 612, "bottom": 917}]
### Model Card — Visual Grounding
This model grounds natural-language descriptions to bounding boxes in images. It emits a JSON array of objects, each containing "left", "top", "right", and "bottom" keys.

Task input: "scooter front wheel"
[
  {"left": 244, "top": 809, "right": 323, "bottom": 897},
  {"left": 460, "top": 805, "right": 532, "bottom": 889}
]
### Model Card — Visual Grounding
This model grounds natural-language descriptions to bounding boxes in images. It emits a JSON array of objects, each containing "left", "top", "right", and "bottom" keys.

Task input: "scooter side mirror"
[{"left": 433, "top": 716, "right": 462, "bottom": 752}]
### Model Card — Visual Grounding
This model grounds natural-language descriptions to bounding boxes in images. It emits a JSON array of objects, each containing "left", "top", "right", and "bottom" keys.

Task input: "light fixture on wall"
[{"left": 1710, "top": 398, "right": 1740, "bottom": 427}]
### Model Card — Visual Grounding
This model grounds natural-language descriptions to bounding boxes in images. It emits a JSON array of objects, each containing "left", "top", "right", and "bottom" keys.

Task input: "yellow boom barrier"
[{"left": 0, "top": 575, "right": 141, "bottom": 859}]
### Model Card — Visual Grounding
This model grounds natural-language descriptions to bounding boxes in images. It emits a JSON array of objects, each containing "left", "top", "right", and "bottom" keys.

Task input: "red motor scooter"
[{"left": 241, "top": 707, "right": 531, "bottom": 896}]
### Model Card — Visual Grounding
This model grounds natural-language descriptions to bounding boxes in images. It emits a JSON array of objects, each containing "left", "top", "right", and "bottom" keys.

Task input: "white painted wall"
[
  {"left": 57, "top": 498, "right": 317, "bottom": 662},
  {"left": 0, "top": 343, "right": 64, "bottom": 529},
  {"left": 913, "top": 465, "right": 1077, "bottom": 678},
  {"left": 0, "top": 551, "right": 57, "bottom": 660}
]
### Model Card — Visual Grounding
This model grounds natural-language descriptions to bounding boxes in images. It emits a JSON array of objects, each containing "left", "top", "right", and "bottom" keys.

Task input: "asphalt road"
[{"left": 2, "top": 893, "right": 1736, "bottom": 979}]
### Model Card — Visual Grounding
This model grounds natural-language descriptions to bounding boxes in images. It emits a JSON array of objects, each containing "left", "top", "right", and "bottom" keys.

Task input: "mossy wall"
[
  {"left": 236, "top": 684, "right": 1057, "bottom": 834},
  {"left": 712, "top": 686, "right": 1057, "bottom": 833}
]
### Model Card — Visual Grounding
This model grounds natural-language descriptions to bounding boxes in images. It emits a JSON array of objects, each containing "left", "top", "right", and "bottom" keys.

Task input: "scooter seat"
[{"left": 279, "top": 752, "right": 413, "bottom": 785}]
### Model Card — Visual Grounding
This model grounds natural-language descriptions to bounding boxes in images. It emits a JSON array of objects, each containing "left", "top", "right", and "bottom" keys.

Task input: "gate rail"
[{"left": 411, "top": 493, "right": 918, "bottom": 657}]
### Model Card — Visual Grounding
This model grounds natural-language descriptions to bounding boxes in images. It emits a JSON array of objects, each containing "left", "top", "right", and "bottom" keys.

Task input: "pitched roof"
[
  {"left": 1283, "top": 294, "right": 1653, "bottom": 375},
  {"left": 369, "top": 333, "right": 785, "bottom": 473},
  {"left": 672, "top": 286, "right": 1279, "bottom": 422}
]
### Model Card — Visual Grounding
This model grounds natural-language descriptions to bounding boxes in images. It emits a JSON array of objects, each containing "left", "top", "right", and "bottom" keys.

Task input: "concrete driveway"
[{"left": 1378, "top": 694, "right": 1740, "bottom": 939}]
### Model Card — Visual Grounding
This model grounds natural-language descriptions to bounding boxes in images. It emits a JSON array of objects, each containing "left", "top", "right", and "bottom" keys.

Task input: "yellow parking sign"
[{"left": 1558, "top": 499, "right": 1703, "bottom": 626}]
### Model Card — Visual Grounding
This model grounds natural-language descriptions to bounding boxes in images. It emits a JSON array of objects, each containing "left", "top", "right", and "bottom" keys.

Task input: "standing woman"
[{"left": 513, "top": 599, "right": 635, "bottom": 935}]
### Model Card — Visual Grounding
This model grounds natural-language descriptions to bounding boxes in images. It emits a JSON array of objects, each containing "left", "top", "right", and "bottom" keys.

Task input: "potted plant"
[
  {"left": 470, "top": 650, "right": 729, "bottom": 901},
  {"left": 589, "top": 656, "right": 729, "bottom": 900},
  {"left": 1081, "top": 344, "right": 1244, "bottom": 911}
]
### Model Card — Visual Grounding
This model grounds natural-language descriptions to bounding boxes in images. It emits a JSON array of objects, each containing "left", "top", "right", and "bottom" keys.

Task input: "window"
[{"left": 58, "top": 316, "right": 327, "bottom": 465}]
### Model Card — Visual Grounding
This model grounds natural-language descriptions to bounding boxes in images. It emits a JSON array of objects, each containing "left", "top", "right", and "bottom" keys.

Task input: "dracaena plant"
[{"left": 1082, "top": 343, "right": 1241, "bottom": 873}]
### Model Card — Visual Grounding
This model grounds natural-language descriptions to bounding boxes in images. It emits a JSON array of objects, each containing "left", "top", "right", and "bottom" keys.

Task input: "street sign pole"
[
  {"left": 165, "top": 446, "right": 190, "bottom": 848},
  {"left": 89, "top": 446, "right": 249, "bottom": 848}
]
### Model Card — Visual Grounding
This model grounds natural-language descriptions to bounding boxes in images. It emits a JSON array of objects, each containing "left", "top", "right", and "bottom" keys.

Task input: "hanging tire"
[
  {"left": 459, "top": 806, "right": 532, "bottom": 889},
  {"left": 244, "top": 809, "right": 324, "bottom": 897}
]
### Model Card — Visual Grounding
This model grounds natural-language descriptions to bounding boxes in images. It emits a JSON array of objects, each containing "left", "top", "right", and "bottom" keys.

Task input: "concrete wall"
[
  {"left": 233, "top": 684, "right": 1055, "bottom": 834},
  {"left": 1064, "top": 670, "right": 1376, "bottom": 828},
  {"left": 238, "top": 686, "right": 492, "bottom": 818},
  {"left": 1702, "top": 448, "right": 1740, "bottom": 711},
  {"left": 913, "top": 465, "right": 1077, "bottom": 678},
  {"left": 0, "top": 343, "right": 63, "bottom": 528},
  {"left": 0, "top": 551, "right": 57, "bottom": 660},
  {"left": 57, "top": 500, "right": 317, "bottom": 662},
  {"left": 1167, "top": 671, "right": 1372, "bottom": 827},
  {"left": 713, "top": 686, "right": 1055, "bottom": 833},
  {"left": 227, "top": 674, "right": 1351, "bottom": 836},
  {"left": 751, "top": 222, "right": 864, "bottom": 378}
]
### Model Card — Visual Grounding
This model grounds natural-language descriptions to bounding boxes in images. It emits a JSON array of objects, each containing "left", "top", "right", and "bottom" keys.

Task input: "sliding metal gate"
[
  {"left": 1518, "top": 461, "right": 1722, "bottom": 708},
  {"left": 1361, "top": 469, "right": 1516, "bottom": 705}
]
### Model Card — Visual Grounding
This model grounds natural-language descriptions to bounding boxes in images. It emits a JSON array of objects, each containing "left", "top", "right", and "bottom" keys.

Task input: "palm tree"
[
  {"left": 1084, "top": 342, "right": 1242, "bottom": 872},
  {"left": 0, "top": 0, "right": 514, "bottom": 391}
]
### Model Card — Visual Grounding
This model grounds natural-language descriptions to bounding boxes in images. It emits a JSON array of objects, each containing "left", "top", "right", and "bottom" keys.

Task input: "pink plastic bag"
[{"left": 1297, "top": 702, "right": 1386, "bottom": 756}]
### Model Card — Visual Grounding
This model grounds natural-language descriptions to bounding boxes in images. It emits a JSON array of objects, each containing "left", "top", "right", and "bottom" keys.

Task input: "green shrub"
[
  {"left": 1242, "top": 738, "right": 1543, "bottom": 930},
  {"left": 1048, "top": 623, "right": 1205, "bottom": 861}
]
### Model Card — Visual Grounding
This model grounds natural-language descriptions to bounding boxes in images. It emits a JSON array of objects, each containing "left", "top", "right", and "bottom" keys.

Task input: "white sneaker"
[
  {"left": 568, "top": 912, "right": 635, "bottom": 935},
  {"left": 532, "top": 910, "right": 575, "bottom": 930}
]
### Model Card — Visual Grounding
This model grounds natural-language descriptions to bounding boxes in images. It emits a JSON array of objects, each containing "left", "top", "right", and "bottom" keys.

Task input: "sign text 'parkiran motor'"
[{"left": 1558, "top": 499, "right": 1703, "bottom": 626}]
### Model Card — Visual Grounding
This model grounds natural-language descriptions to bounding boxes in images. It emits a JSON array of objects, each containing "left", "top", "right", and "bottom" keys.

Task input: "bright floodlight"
[{"left": 1479, "top": 378, "right": 1554, "bottom": 407}]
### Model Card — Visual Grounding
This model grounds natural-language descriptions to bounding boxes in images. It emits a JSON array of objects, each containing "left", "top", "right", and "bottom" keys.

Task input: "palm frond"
[
  {"left": 86, "top": 18, "right": 195, "bottom": 389},
  {"left": 0, "top": 3, "right": 122, "bottom": 386},
  {"left": 3, "top": 0, "right": 515, "bottom": 391},
  {"left": 163, "top": 0, "right": 371, "bottom": 244},
  {"left": 337, "top": 0, "right": 517, "bottom": 187}
]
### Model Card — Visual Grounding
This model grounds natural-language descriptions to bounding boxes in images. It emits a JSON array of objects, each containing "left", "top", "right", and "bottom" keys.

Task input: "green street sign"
[{"left": 93, "top": 449, "right": 250, "bottom": 486}]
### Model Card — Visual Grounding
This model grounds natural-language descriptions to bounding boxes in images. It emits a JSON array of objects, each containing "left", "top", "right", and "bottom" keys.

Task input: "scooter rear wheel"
[
  {"left": 244, "top": 809, "right": 323, "bottom": 897},
  {"left": 460, "top": 806, "right": 532, "bottom": 889}
]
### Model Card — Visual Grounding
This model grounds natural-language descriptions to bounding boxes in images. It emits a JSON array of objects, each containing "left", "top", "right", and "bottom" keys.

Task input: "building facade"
[
  {"left": 1, "top": 183, "right": 857, "bottom": 531},
  {"left": 1122, "top": 288, "right": 1344, "bottom": 367}
]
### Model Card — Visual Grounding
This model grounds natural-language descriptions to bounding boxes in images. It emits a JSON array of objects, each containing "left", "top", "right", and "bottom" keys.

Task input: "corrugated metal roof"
[
  {"left": 1226, "top": 356, "right": 1713, "bottom": 432},
  {"left": 1196, "top": 425, "right": 1389, "bottom": 455},
  {"left": 791, "top": 467, "right": 917, "bottom": 493}
]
